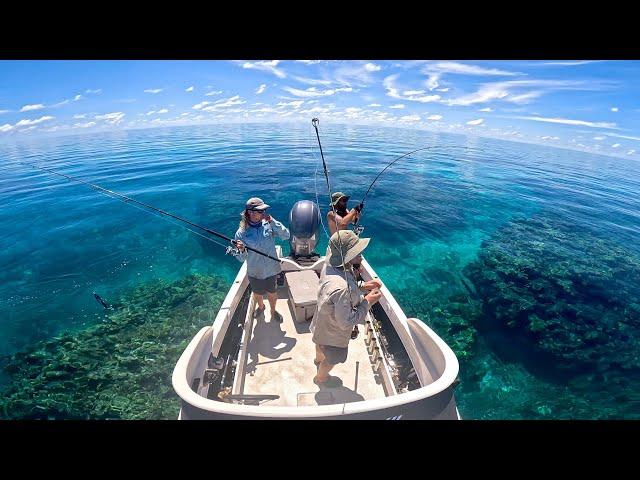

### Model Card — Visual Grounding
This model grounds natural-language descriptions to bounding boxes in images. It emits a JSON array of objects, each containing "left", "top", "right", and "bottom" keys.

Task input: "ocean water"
[{"left": 1, "top": 122, "right": 639, "bottom": 419}]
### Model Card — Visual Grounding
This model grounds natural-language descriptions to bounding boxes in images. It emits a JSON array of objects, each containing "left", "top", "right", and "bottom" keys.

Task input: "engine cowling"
[{"left": 288, "top": 200, "right": 320, "bottom": 258}]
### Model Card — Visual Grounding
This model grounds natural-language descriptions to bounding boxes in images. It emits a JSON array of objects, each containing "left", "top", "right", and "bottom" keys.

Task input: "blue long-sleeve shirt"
[{"left": 233, "top": 218, "right": 290, "bottom": 279}]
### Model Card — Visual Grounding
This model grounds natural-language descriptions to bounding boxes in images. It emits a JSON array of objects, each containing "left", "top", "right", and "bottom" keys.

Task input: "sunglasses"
[{"left": 247, "top": 209, "right": 266, "bottom": 214}]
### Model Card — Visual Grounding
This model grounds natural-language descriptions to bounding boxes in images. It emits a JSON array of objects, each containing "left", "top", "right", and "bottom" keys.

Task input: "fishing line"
[{"left": 7, "top": 159, "right": 281, "bottom": 262}]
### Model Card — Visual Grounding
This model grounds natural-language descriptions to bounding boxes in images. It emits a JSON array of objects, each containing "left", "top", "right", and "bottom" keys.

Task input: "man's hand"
[
  {"left": 362, "top": 279, "right": 382, "bottom": 291},
  {"left": 235, "top": 240, "right": 246, "bottom": 252},
  {"left": 365, "top": 288, "right": 382, "bottom": 305},
  {"left": 354, "top": 202, "right": 365, "bottom": 213}
]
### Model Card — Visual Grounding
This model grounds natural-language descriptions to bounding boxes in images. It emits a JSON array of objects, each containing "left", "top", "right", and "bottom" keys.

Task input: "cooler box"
[{"left": 285, "top": 270, "right": 319, "bottom": 323}]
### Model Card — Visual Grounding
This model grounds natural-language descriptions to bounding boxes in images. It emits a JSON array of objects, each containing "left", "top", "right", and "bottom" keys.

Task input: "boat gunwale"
[{"left": 172, "top": 255, "right": 459, "bottom": 418}]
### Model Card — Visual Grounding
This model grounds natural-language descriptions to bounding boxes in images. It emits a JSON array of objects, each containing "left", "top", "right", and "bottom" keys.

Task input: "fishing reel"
[
  {"left": 353, "top": 225, "right": 365, "bottom": 236},
  {"left": 225, "top": 242, "right": 242, "bottom": 256}
]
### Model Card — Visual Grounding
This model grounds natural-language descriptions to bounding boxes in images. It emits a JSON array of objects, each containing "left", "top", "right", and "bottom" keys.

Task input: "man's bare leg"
[
  {"left": 314, "top": 359, "right": 335, "bottom": 383},
  {"left": 314, "top": 344, "right": 326, "bottom": 365}
]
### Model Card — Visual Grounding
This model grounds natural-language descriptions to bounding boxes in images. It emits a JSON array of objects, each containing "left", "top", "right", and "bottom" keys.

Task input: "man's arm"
[
  {"left": 232, "top": 232, "right": 248, "bottom": 263},
  {"left": 270, "top": 218, "right": 290, "bottom": 240},
  {"left": 328, "top": 209, "right": 359, "bottom": 231},
  {"left": 331, "top": 289, "right": 370, "bottom": 329}
]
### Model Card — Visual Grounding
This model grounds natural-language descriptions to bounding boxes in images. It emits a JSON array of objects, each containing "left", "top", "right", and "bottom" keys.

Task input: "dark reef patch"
[{"left": 0, "top": 274, "right": 228, "bottom": 419}]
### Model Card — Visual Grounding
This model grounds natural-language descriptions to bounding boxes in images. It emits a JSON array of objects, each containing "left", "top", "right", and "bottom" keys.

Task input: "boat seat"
[{"left": 284, "top": 270, "right": 319, "bottom": 322}]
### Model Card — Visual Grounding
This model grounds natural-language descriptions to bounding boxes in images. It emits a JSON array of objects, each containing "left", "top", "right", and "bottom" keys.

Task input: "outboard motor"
[{"left": 288, "top": 200, "right": 320, "bottom": 258}]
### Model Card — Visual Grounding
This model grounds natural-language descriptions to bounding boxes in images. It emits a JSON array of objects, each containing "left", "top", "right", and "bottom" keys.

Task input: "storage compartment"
[{"left": 285, "top": 270, "right": 319, "bottom": 322}]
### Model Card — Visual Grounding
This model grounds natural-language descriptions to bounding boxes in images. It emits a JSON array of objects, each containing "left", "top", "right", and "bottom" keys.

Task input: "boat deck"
[{"left": 238, "top": 286, "right": 387, "bottom": 407}]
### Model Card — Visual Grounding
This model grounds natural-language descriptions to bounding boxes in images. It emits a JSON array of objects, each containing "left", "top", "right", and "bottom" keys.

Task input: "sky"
[{"left": 0, "top": 60, "right": 638, "bottom": 159}]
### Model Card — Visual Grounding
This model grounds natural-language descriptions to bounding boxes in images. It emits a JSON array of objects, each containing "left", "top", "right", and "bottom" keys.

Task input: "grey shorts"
[
  {"left": 319, "top": 344, "right": 349, "bottom": 365},
  {"left": 248, "top": 275, "right": 277, "bottom": 295}
]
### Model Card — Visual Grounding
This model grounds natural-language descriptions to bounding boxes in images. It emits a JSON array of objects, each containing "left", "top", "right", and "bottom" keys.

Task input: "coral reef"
[
  {"left": 464, "top": 215, "right": 640, "bottom": 373},
  {"left": 395, "top": 284, "right": 481, "bottom": 363},
  {"left": 0, "top": 274, "right": 228, "bottom": 419}
]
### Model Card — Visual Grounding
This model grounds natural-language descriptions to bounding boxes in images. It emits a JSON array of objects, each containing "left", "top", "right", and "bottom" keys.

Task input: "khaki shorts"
[{"left": 319, "top": 344, "right": 348, "bottom": 365}]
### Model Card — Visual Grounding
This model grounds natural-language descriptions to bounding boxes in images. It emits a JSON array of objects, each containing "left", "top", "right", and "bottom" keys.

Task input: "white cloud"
[
  {"left": 389, "top": 104, "right": 405, "bottom": 109},
  {"left": 15, "top": 115, "right": 54, "bottom": 126},
  {"left": 144, "top": 88, "right": 163, "bottom": 94},
  {"left": 74, "top": 94, "right": 82, "bottom": 101},
  {"left": 276, "top": 100, "right": 304, "bottom": 108},
  {"left": 403, "top": 90, "right": 425, "bottom": 95},
  {"left": 180, "top": 112, "right": 189, "bottom": 116},
  {"left": 425, "top": 61, "right": 522, "bottom": 77},
  {"left": 510, "top": 115, "right": 618, "bottom": 129},
  {"left": 0, "top": 124, "right": 13, "bottom": 132},
  {"left": 540, "top": 61, "right": 595, "bottom": 66},
  {"left": 20, "top": 104, "right": 45, "bottom": 112},
  {"left": 435, "top": 87, "right": 450, "bottom": 92},
  {"left": 193, "top": 101, "right": 211, "bottom": 110},
  {"left": 157, "top": 108, "right": 169, "bottom": 114},
  {"left": 601, "top": 132, "right": 640, "bottom": 141},
  {"left": 611, "top": 107, "right": 618, "bottom": 112},
  {"left": 205, "top": 90, "right": 223, "bottom": 96},
  {"left": 201, "top": 95, "right": 246, "bottom": 111},
  {"left": 282, "top": 86, "right": 353, "bottom": 98},
  {"left": 292, "top": 76, "right": 334, "bottom": 86},
  {"left": 466, "top": 118, "right": 484, "bottom": 126},
  {"left": 383, "top": 74, "right": 441, "bottom": 103},
  {"left": 627, "top": 149, "right": 636, "bottom": 155},
  {"left": 146, "top": 110, "right": 156, "bottom": 116},
  {"left": 479, "top": 107, "right": 493, "bottom": 112},
  {"left": 427, "top": 115, "right": 443, "bottom": 120},
  {"left": 73, "top": 121, "right": 96, "bottom": 128},
  {"left": 95, "top": 112, "right": 125, "bottom": 124},
  {"left": 540, "top": 136, "right": 560, "bottom": 140},
  {"left": 399, "top": 114, "right": 421, "bottom": 122},
  {"left": 612, "top": 143, "right": 620, "bottom": 148},
  {"left": 296, "top": 60, "right": 321, "bottom": 65},
  {"left": 368, "top": 103, "right": 381, "bottom": 107},
  {"left": 241, "top": 60, "right": 286, "bottom": 78},
  {"left": 333, "top": 63, "right": 380, "bottom": 86},
  {"left": 256, "top": 84, "right": 267, "bottom": 94},
  {"left": 446, "top": 79, "right": 595, "bottom": 106},
  {"left": 186, "top": 86, "right": 194, "bottom": 92},
  {"left": 422, "top": 62, "right": 522, "bottom": 92},
  {"left": 0, "top": 110, "right": 9, "bottom": 114},
  {"left": 73, "top": 114, "right": 87, "bottom": 119},
  {"left": 364, "top": 62, "right": 381, "bottom": 72},
  {"left": 85, "top": 89, "right": 102, "bottom": 94},
  {"left": 593, "top": 136, "right": 605, "bottom": 140}
]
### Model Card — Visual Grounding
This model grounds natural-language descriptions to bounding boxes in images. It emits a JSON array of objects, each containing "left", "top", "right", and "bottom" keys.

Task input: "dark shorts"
[
  {"left": 319, "top": 344, "right": 349, "bottom": 365},
  {"left": 248, "top": 275, "right": 278, "bottom": 295}
]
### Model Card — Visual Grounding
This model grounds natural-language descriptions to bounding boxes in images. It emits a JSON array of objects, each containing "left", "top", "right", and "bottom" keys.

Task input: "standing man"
[
  {"left": 327, "top": 191, "right": 363, "bottom": 236},
  {"left": 310, "top": 230, "right": 382, "bottom": 387},
  {"left": 234, "top": 197, "right": 290, "bottom": 322}
]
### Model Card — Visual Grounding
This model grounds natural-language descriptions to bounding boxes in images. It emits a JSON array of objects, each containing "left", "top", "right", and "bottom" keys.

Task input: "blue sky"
[{"left": 0, "top": 60, "right": 638, "bottom": 159}]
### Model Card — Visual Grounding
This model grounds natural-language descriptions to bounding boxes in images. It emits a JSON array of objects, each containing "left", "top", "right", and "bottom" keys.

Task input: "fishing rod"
[
  {"left": 311, "top": 118, "right": 360, "bottom": 339},
  {"left": 352, "top": 145, "right": 436, "bottom": 234},
  {"left": 9, "top": 160, "right": 281, "bottom": 263},
  {"left": 352, "top": 144, "right": 484, "bottom": 233}
]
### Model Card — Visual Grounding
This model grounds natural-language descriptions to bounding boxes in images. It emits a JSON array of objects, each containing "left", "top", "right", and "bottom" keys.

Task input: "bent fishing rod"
[
  {"left": 352, "top": 144, "right": 484, "bottom": 233},
  {"left": 352, "top": 145, "right": 436, "bottom": 233},
  {"left": 9, "top": 160, "right": 281, "bottom": 263}
]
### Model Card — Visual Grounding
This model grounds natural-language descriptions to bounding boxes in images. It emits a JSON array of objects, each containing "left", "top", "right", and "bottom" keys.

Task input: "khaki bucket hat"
[
  {"left": 330, "top": 192, "right": 350, "bottom": 206},
  {"left": 326, "top": 230, "right": 370, "bottom": 267}
]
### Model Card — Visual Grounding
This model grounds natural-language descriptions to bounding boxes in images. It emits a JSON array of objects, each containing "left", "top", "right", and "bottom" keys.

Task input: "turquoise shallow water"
[{"left": 1, "top": 122, "right": 639, "bottom": 419}]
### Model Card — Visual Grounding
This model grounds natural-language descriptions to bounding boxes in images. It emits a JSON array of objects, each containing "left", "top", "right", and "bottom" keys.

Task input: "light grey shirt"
[{"left": 309, "top": 263, "right": 370, "bottom": 348}]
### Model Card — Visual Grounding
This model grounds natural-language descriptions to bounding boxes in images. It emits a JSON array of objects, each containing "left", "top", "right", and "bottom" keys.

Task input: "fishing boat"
[{"left": 172, "top": 199, "right": 461, "bottom": 419}]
